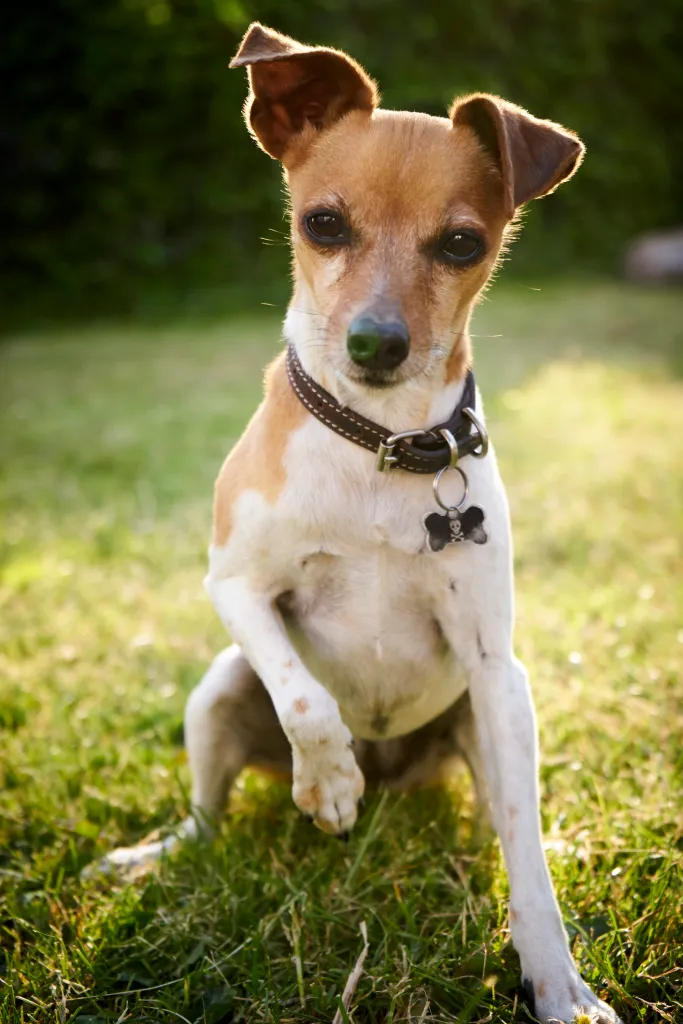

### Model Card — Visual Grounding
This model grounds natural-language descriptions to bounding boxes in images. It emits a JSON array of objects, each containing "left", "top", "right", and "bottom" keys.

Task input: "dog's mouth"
[{"left": 345, "top": 367, "right": 402, "bottom": 390}]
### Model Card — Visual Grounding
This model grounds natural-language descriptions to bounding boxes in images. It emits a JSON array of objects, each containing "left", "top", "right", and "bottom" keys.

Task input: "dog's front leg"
[
  {"left": 472, "top": 658, "right": 620, "bottom": 1021},
  {"left": 440, "top": 618, "right": 620, "bottom": 1022},
  {"left": 206, "top": 574, "right": 364, "bottom": 835}
]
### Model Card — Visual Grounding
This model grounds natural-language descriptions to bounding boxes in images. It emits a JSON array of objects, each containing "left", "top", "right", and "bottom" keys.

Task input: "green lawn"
[{"left": 1, "top": 282, "right": 682, "bottom": 1023}]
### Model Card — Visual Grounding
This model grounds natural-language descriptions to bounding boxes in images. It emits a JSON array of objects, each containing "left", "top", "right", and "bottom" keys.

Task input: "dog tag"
[
  {"left": 424, "top": 464, "right": 488, "bottom": 552},
  {"left": 423, "top": 506, "right": 488, "bottom": 552}
]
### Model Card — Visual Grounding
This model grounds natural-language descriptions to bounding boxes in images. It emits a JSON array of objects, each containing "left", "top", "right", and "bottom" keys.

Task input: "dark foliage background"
[{"left": 2, "top": 0, "right": 682, "bottom": 323}]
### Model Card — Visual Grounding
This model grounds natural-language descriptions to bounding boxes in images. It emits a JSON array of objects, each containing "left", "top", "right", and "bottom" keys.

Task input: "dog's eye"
[
  {"left": 439, "top": 231, "right": 484, "bottom": 266},
  {"left": 304, "top": 210, "right": 349, "bottom": 245}
]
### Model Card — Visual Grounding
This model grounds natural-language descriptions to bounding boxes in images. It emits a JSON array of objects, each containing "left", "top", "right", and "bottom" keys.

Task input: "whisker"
[{"left": 288, "top": 308, "right": 332, "bottom": 319}]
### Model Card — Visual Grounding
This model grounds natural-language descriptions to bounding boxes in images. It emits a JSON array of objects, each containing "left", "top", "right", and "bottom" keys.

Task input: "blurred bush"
[{"left": 1, "top": 0, "right": 681, "bottom": 323}]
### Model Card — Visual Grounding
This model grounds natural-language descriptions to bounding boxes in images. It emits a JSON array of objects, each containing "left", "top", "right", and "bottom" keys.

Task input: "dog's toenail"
[{"left": 336, "top": 831, "right": 350, "bottom": 842}]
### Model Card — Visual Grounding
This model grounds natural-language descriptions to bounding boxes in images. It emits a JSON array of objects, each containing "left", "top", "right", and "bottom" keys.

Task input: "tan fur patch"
[
  {"left": 296, "top": 784, "right": 321, "bottom": 814},
  {"left": 213, "top": 352, "right": 307, "bottom": 547},
  {"left": 444, "top": 328, "right": 472, "bottom": 384},
  {"left": 286, "top": 109, "right": 508, "bottom": 386}
]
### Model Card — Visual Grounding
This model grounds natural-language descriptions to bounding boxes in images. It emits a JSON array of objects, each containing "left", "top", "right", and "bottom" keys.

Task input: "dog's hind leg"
[
  {"left": 184, "top": 644, "right": 258, "bottom": 829},
  {"left": 450, "top": 691, "right": 490, "bottom": 826},
  {"left": 84, "top": 644, "right": 290, "bottom": 878},
  {"left": 185, "top": 643, "right": 291, "bottom": 828}
]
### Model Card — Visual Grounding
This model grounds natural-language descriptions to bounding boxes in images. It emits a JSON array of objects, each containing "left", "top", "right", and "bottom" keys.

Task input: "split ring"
[{"left": 432, "top": 464, "right": 469, "bottom": 512}]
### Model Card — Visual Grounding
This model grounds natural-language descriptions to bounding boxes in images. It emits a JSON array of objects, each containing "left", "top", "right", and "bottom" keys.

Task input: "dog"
[{"left": 95, "top": 23, "right": 622, "bottom": 1024}]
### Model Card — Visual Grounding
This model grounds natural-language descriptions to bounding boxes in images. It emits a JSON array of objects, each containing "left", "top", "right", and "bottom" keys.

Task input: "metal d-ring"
[
  {"left": 462, "top": 408, "right": 489, "bottom": 458},
  {"left": 432, "top": 464, "right": 469, "bottom": 512},
  {"left": 438, "top": 427, "right": 459, "bottom": 468}
]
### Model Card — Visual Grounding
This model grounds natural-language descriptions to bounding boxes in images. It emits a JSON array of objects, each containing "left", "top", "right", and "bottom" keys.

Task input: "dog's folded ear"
[
  {"left": 451, "top": 94, "right": 585, "bottom": 220},
  {"left": 230, "top": 23, "right": 378, "bottom": 161}
]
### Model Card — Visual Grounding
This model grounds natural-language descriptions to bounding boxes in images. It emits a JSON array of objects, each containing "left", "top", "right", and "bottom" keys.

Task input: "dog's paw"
[
  {"left": 291, "top": 738, "right": 365, "bottom": 835},
  {"left": 525, "top": 975, "right": 622, "bottom": 1024},
  {"left": 80, "top": 817, "right": 201, "bottom": 882},
  {"left": 81, "top": 839, "right": 169, "bottom": 881}
]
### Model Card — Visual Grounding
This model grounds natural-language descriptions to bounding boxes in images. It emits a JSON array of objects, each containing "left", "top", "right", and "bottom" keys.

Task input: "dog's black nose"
[{"left": 347, "top": 316, "right": 410, "bottom": 371}]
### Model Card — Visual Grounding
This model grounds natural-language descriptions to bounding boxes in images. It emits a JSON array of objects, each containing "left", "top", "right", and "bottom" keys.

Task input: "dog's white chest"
[
  {"left": 210, "top": 418, "right": 503, "bottom": 743},
  {"left": 279, "top": 546, "right": 467, "bottom": 739}
]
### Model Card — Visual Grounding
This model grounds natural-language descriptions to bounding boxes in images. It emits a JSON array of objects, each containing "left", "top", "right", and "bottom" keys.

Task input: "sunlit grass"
[{"left": 1, "top": 282, "right": 682, "bottom": 1022}]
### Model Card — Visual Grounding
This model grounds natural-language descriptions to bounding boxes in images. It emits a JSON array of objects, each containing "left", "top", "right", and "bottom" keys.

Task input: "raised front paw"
[
  {"left": 291, "top": 736, "right": 365, "bottom": 836},
  {"left": 525, "top": 974, "right": 622, "bottom": 1024}
]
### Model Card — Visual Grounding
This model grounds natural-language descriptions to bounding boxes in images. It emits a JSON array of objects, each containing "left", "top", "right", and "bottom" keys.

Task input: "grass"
[{"left": 1, "top": 280, "right": 682, "bottom": 1024}]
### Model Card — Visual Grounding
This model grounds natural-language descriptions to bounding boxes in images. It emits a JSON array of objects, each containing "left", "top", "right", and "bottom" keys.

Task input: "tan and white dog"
[{"left": 99, "top": 23, "right": 622, "bottom": 1024}]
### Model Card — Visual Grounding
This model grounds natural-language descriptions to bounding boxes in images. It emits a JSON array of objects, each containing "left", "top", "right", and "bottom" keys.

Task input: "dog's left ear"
[
  {"left": 230, "top": 22, "right": 379, "bottom": 161},
  {"left": 451, "top": 94, "right": 585, "bottom": 220}
]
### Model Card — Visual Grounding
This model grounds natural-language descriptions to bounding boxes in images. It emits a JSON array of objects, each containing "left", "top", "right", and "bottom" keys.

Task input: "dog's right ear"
[{"left": 230, "top": 23, "right": 378, "bottom": 161}]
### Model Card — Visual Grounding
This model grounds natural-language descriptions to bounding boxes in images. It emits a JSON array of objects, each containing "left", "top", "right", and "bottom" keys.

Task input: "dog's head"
[{"left": 231, "top": 23, "right": 584, "bottom": 394}]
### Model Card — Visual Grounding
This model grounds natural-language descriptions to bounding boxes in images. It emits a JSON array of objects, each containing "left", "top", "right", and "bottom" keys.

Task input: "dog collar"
[{"left": 285, "top": 344, "right": 489, "bottom": 474}]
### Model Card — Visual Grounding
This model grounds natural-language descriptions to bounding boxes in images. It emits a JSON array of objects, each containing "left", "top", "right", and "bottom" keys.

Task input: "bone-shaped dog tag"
[
  {"left": 423, "top": 505, "right": 488, "bottom": 552},
  {"left": 424, "top": 464, "right": 488, "bottom": 552}
]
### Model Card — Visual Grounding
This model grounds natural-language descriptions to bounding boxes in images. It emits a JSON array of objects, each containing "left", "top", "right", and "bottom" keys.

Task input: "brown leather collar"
[{"left": 285, "top": 345, "right": 488, "bottom": 474}]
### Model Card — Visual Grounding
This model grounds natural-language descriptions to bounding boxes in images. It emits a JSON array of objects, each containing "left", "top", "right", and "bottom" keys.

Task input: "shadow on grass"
[{"left": 65, "top": 783, "right": 515, "bottom": 1023}]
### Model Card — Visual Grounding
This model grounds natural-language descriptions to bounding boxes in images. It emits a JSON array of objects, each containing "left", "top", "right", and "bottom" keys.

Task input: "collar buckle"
[{"left": 376, "top": 429, "right": 428, "bottom": 472}]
